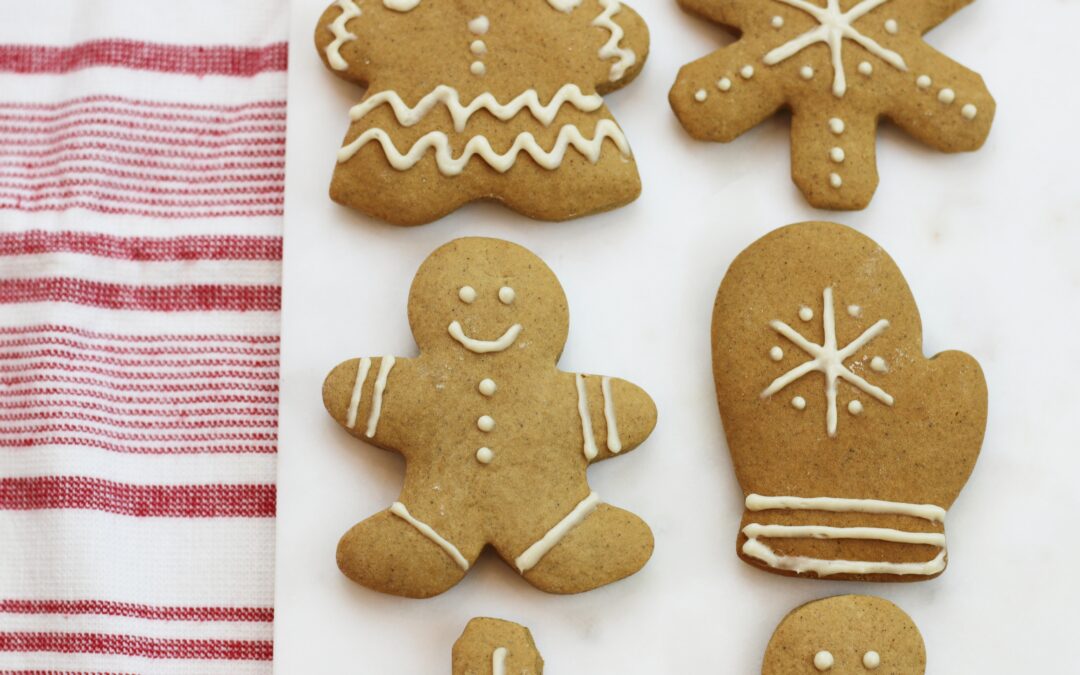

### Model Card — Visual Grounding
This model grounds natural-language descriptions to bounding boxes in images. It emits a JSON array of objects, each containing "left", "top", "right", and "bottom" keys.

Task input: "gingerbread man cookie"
[
  {"left": 713, "top": 222, "right": 986, "bottom": 581},
  {"left": 670, "top": 0, "right": 995, "bottom": 210},
  {"left": 315, "top": 0, "right": 649, "bottom": 225},
  {"left": 323, "top": 237, "right": 656, "bottom": 597},
  {"left": 453, "top": 617, "right": 544, "bottom": 675},
  {"left": 762, "top": 596, "right": 926, "bottom": 674}
]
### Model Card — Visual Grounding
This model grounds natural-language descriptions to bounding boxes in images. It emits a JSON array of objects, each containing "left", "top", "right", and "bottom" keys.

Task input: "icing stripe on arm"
[
  {"left": 365, "top": 356, "right": 395, "bottom": 438},
  {"left": 575, "top": 374, "right": 598, "bottom": 460},
  {"left": 600, "top": 376, "right": 622, "bottom": 453},
  {"left": 592, "top": 0, "right": 636, "bottom": 82},
  {"left": 346, "top": 357, "right": 372, "bottom": 428},
  {"left": 325, "top": 0, "right": 361, "bottom": 71}
]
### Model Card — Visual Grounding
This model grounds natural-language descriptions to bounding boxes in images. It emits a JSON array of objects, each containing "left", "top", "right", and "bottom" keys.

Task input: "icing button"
[
  {"left": 476, "top": 446, "right": 494, "bottom": 464},
  {"left": 863, "top": 650, "right": 881, "bottom": 669},
  {"left": 479, "top": 378, "right": 497, "bottom": 396},
  {"left": 814, "top": 650, "right": 834, "bottom": 671},
  {"left": 478, "top": 415, "right": 495, "bottom": 432}
]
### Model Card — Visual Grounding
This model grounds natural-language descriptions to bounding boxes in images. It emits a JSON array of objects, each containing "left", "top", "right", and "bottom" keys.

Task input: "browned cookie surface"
[{"left": 453, "top": 617, "right": 543, "bottom": 675}]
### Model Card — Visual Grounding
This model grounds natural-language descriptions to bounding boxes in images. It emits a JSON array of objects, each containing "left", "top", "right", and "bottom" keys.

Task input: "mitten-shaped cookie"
[
  {"left": 323, "top": 237, "right": 657, "bottom": 598},
  {"left": 315, "top": 0, "right": 649, "bottom": 225},
  {"left": 763, "top": 596, "right": 926, "bottom": 674},
  {"left": 670, "top": 0, "right": 995, "bottom": 210},
  {"left": 453, "top": 618, "right": 544, "bottom": 675},
  {"left": 713, "top": 222, "right": 986, "bottom": 582}
]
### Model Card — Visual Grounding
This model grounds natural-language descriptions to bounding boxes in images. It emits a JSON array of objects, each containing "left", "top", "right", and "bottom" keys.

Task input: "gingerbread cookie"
[
  {"left": 453, "top": 618, "right": 544, "bottom": 675},
  {"left": 670, "top": 0, "right": 995, "bottom": 210},
  {"left": 324, "top": 237, "right": 656, "bottom": 597},
  {"left": 712, "top": 222, "right": 986, "bottom": 582},
  {"left": 762, "top": 596, "right": 926, "bottom": 674},
  {"left": 315, "top": 0, "right": 649, "bottom": 225}
]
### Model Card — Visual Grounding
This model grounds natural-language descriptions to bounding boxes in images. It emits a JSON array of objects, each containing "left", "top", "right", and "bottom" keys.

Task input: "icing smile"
[{"left": 448, "top": 320, "right": 522, "bottom": 354}]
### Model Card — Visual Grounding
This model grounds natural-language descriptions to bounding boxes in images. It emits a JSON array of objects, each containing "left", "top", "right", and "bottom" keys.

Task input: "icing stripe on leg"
[
  {"left": 389, "top": 501, "right": 469, "bottom": 571},
  {"left": 515, "top": 491, "right": 601, "bottom": 573}
]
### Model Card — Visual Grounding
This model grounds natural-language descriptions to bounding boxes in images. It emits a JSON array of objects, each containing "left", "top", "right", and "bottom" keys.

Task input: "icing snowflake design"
[
  {"left": 765, "top": 0, "right": 907, "bottom": 97},
  {"left": 761, "top": 287, "right": 893, "bottom": 436}
]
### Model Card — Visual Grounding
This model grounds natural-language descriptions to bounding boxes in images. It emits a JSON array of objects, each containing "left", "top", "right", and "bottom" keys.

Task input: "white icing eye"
[
  {"left": 498, "top": 286, "right": 515, "bottom": 305},
  {"left": 814, "top": 650, "right": 834, "bottom": 671},
  {"left": 458, "top": 286, "right": 477, "bottom": 304},
  {"left": 863, "top": 650, "right": 881, "bottom": 669}
]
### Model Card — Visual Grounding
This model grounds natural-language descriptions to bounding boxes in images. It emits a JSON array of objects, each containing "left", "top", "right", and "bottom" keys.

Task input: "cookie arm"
[
  {"left": 314, "top": 0, "right": 374, "bottom": 84},
  {"left": 322, "top": 356, "right": 407, "bottom": 452},
  {"left": 588, "top": 0, "right": 650, "bottom": 92},
  {"left": 675, "top": 0, "right": 748, "bottom": 26},
  {"left": 790, "top": 105, "right": 879, "bottom": 211},
  {"left": 574, "top": 374, "right": 656, "bottom": 463}
]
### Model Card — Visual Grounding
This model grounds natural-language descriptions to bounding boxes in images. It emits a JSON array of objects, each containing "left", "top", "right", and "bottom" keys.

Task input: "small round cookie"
[
  {"left": 452, "top": 617, "right": 544, "bottom": 675},
  {"left": 762, "top": 596, "right": 926, "bottom": 674}
]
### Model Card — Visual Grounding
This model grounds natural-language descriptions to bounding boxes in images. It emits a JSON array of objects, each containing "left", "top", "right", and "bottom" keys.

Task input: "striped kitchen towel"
[{"left": 0, "top": 2, "right": 287, "bottom": 673}]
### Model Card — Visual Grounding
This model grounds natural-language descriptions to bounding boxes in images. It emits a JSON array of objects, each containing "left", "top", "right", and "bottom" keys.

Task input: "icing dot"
[
  {"left": 800, "top": 65, "right": 814, "bottom": 80},
  {"left": 847, "top": 304, "right": 861, "bottom": 317},
  {"left": 863, "top": 651, "right": 881, "bottom": 669},
  {"left": 962, "top": 103, "right": 978, "bottom": 120},
  {"left": 769, "top": 346, "right": 784, "bottom": 361},
  {"left": 772, "top": 15, "right": 784, "bottom": 28},
  {"left": 916, "top": 75, "right": 932, "bottom": 89},
  {"left": 858, "top": 61, "right": 873, "bottom": 76},
  {"left": 938, "top": 88, "right": 955, "bottom": 104},
  {"left": 870, "top": 356, "right": 887, "bottom": 372},
  {"left": 476, "top": 447, "right": 494, "bottom": 464},
  {"left": 470, "top": 61, "right": 486, "bottom": 76},
  {"left": 884, "top": 18, "right": 898, "bottom": 34},
  {"left": 791, "top": 396, "right": 807, "bottom": 410},
  {"left": 717, "top": 77, "right": 732, "bottom": 92},
  {"left": 478, "top": 378, "right": 497, "bottom": 396},
  {"left": 829, "top": 118, "right": 845, "bottom": 135},
  {"left": 498, "top": 286, "right": 515, "bottom": 305},
  {"left": 848, "top": 400, "right": 864, "bottom": 415},
  {"left": 830, "top": 147, "right": 845, "bottom": 163},
  {"left": 740, "top": 65, "right": 755, "bottom": 79},
  {"left": 477, "top": 415, "right": 495, "bottom": 432},
  {"left": 799, "top": 306, "right": 814, "bottom": 322},
  {"left": 829, "top": 173, "right": 843, "bottom": 188},
  {"left": 458, "top": 286, "right": 477, "bottom": 303},
  {"left": 814, "top": 650, "right": 834, "bottom": 671},
  {"left": 468, "top": 15, "right": 489, "bottom": 35},
  {"left": 694, "top": 88, "right": 708, "bottom": 102},
  {"left": 470, "top": 40, "right": 486, "bottom": 55}
]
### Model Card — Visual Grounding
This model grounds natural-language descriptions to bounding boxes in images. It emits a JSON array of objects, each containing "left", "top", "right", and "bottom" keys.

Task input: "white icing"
[
  {"left": 830, "top": 147, "right": 845, "bottom": 163},
  {"left": 938, "top": 88, "right": 955, "bottom": 104},
  {"left": 772, "top": 16, "right": 785, "bottom": 28},
  {"left": 383, "top": 0, "right": 420, "bottom": 11},
  {"left": 745, "top": 494, "right": 946, "bottom": 523},
  {"left": 338, "top": 121, "right": 631, "bottom": 174},
  {"left": 448, "top": 321, "right": 523, "bottom": 353},
  {"left": 499, "top": 286, "right": 515, "bottom": 305},
  {"left": 694, "top": 88, "right": 708, "bottom": 102},
  {"left": 390, "top": 502, "right": 470, "bottom": 570},
  {"left": 858, "top": 60, "right": 873, "bottom": 76},
  {"left": 800, "top": 65, "right": 814, "bottom": 80},
  {"left": 492, "top": 647, "right": 508, "bottom": 675},
  {"left": 740, "top": 65, "right": 755, "bottom": 79},
  {"left": 764, "top": 0, "right": 908, "bottom": 98},
  {"left": 346, "top": 357, "right": 372, "bottom": 428},
  {"left": 762, "top": 288, "right": 893, "bottom": 437},
  {"left": 515, "top": 491, "right": 601, "bottom": 572},
  {"left": 770, "top": 346, "right": 784, "bottom": 361},
  {"left": 325, "top": 0, "right": 362, "bottom": 71},
  {"left": 799, "top": 306, "right": 814, "bottom": 321},
  {"left": 916, "top": 74, "right": 932, "bottom": 89},
  {"left": 718, "top": 77, "right": 732, "bottom": 91},
  {"left": 864, "top": 651, "right": 881, "bottom": 669},
  {"left": 477, "top": 415, "right": 495, "bottom": 432},
  {"left": 884, "top": 18, "right": 898, "bottom": 34},
  {"left": 846, "top": 303, "right": 860, "bottom": 316},
  {"left": 479, "top": 378, "right": 497, "bottom": 396},
  {"left": 829, "top": 173, "right": 843, "bottom": 188},
  {"left": 468, "top": 15, "right": 489, "bottom": 35},
  {"left": 366, "top": 356, "right": 395, "bottom": 438},
  {"left": 592, "top": 0, "right": 637, "bottom": 81},
  {"left": 348, "top": 84, "right": 603, "bottom": 133},
  {"left": 575, "top": 374, "right": 598, "bottom": 460},
  {"left": 459, "top": 286, "right": 477, "bottom": 303},
  {"left": 791, "top": 396, "right": 807, "bottom": 410},
  {"left": 476, "top": 446, "right": 494, "bottom": 464},
  {"left": 870, "top": 356, "right": 887, "bottom": 372},
  {"left": 470, "top": 61, "right": 486, "bottom": 76},
  {"left": 814, "top": 650, "right": 834, "bottom": 671},
  {"left": 601, "top": 376, "right": 622, "bottom": 453},
  {"left": 470, "top": 40, "right": 486, "bottom": 55},
  {"left": 962, "top": 103, "right": 977, "bottom": 120},
  {"left": 548, "top": 0, "right": 583, "bottom": 12},
  {"left": 847, "top": 399, "right": 863, "bottom": 414},
  {"left": 829, "top": 117, "right": 845, "bottom": 134}
]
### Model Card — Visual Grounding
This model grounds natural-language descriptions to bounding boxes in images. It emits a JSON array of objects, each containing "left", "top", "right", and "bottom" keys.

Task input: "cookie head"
[
  {"left": 408, "top": 237, "right": 569, "bottom": 362},
  {"left": 762, "top": 595, "right": 926, "bottom": 674}
]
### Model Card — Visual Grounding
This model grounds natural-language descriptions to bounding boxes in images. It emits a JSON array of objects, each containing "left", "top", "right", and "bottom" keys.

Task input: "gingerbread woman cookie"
[
  {"left": 323, "top": 237, "right": 656, "bottom": 597},
  {"left": 762, "top": 596, "right": 926, "bottom": 674},
  {"left": 453, "top": 617, "right": 544, "bottom": 675},
  {"left": 315, "top": 0, "right": 649, "bottom": 225},
  {"left": 713, "top": 222, "right": 986, "bottom": 582},
  {"left": 670, "top": 0, "right": 995, "bottom": 210}
]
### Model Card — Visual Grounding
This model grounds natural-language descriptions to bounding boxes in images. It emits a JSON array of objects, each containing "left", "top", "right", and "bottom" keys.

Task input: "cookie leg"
[
  {"left": 336, "top": 509, "right": 470, "bottom": 598},
  {"left": 516, "top": 503, "right": 654, "bottom": 594},
  {"left": 790, "top": 107, "right": 879, "bottom": 211}
]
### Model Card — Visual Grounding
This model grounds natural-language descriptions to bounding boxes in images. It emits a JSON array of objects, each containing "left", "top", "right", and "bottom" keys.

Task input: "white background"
[{"left": 274, "top": 0, "right": 1080, "bottom": 672}]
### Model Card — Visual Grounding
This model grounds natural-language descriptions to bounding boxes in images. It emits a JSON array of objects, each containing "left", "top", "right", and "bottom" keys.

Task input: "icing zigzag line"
[
  {"left": 592, "top": 0, "right": 636, "bottom": 82},
  {"left": 337, "top": 119, "right": 631, "bottom": 175},
  {"left": 349, "top": 85, "right": 604, "bottom": 132},
  {"left": 326, "top": 0, "right": 361, "bottom": 71}
]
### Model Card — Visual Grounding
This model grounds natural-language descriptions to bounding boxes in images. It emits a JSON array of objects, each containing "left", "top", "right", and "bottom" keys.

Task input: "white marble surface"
[{"left": 275, "top": 0, "right": 1080, "bottom": 672}]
